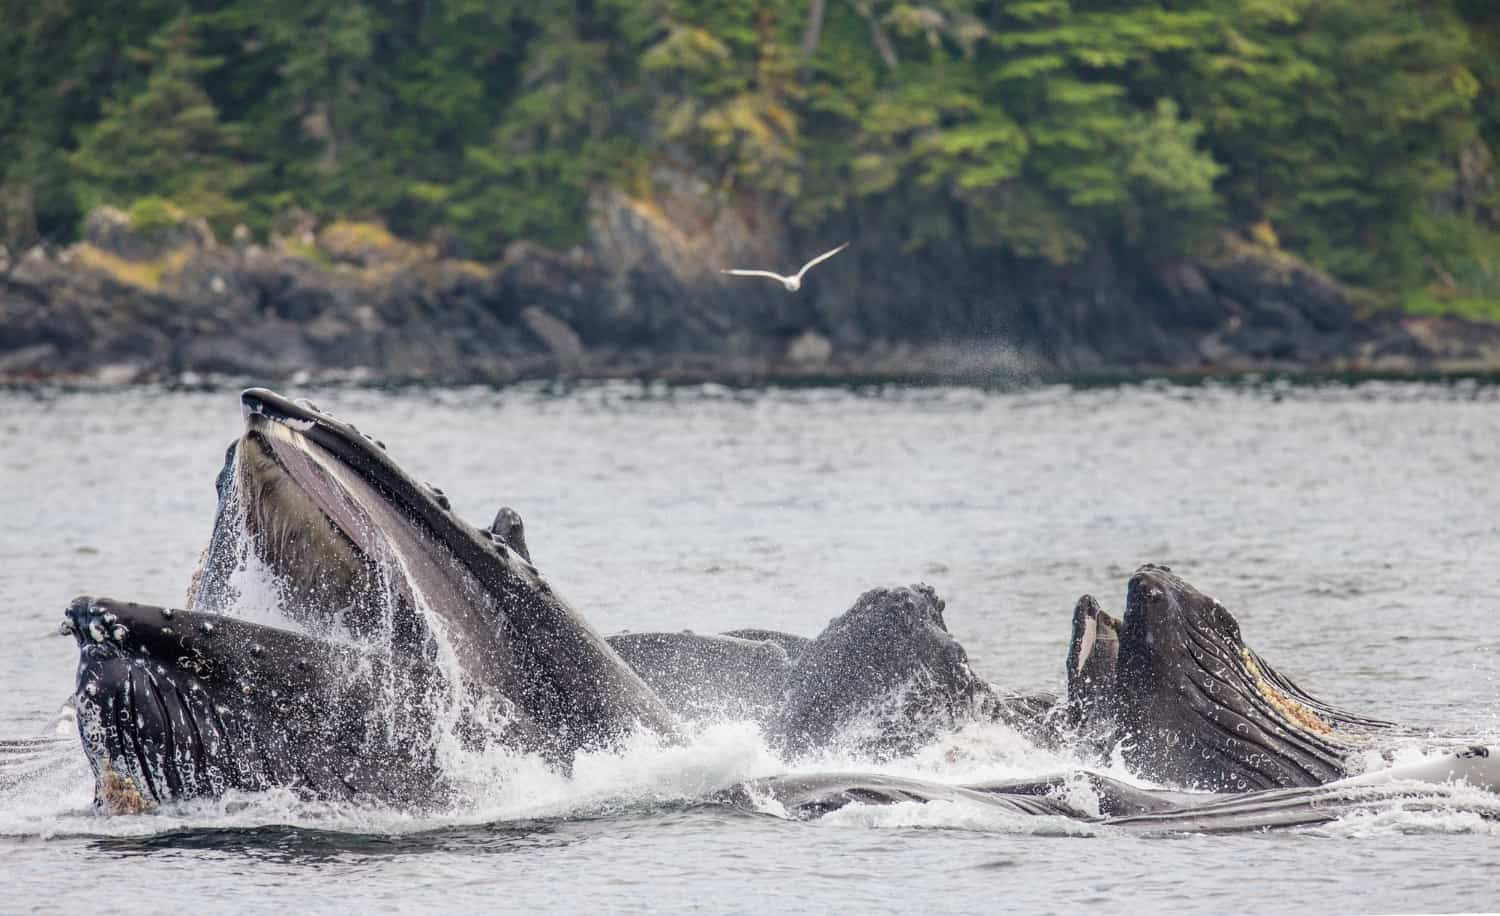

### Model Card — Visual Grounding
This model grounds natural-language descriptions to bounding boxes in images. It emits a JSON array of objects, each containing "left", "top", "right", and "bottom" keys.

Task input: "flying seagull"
[{"left": 721, "top": 242, "right": 849, "bottom": 291}]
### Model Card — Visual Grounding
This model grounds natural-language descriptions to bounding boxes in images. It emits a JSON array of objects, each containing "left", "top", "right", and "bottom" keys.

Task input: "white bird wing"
[
  {"left": 721, "top": 268, "right": 790, "bottom": 282},
  {"left": 793, "top": 242, "right": 850, "bottom": 279}
]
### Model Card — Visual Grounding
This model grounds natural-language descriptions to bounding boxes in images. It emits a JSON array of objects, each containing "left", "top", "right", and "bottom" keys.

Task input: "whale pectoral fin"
[{"left": 964, "top": 771, "right": 1210, "bottom": 817}]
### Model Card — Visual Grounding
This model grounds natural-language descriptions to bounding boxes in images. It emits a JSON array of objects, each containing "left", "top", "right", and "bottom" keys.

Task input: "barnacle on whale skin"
[{"left": 98, "top": 758, "right": 152, "bottom": 815}]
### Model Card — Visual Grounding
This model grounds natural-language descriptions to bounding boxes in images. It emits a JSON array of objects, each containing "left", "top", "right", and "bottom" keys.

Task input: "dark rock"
[
  {"left": 1155, "top": 262, "right": 1222, "bottom": 331},
  {"left": 3, "top": 201, "right": 1498, "bottom": 383},
  {"left": 82, "top": 205, "right": 214, "bottom": 261},
  {"left": 177, "top": 322, "right": 320, "bottom": 376},
  {"left": 0, "top": 342, "right": 57, "bottom": 373},
  {"left": 520, "top": 306, "right": 585, "bottom": 368},
  {"left": 1247, "top": 298, "right": 1311, "bottom": 334},
  {"left": 1201, "top": 236, "right": 1353, "bottom": 333}
]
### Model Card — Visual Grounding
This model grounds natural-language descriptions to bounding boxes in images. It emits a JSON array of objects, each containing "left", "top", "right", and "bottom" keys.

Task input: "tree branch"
[
  {"left": 801, "top": 0, "right": 827, "bottom": 60},
  {"left": 850, "top": 0, "right": 899, "bottom": 71}
]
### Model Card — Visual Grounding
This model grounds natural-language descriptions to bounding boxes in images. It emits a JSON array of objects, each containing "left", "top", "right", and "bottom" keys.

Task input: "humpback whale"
[
  {"left": 605, "top": 631, "right": 794, "bottom": 724},
  {"left": 67, "top": 388, "right": 678, "bottom": 811},
  {"left": 1067, "top": 564, "right": 1397, "bottom": 790},
  {"left": 770, "top": 584, "right": 1057, "bottom": 758},
  {"left": 62, "top": 596, "right": 442, "bottom": 811},
  {"left": 613, "top": 568, "right": 1408, "bottom": 788},
  {"left": 609, "top": 585, "right": 1057, "bottom": 754}
]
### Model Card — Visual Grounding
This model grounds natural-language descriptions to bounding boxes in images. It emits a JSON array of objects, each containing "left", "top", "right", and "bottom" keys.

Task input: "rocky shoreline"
[{"left": 3, "top": 191, "right": 1499, "bottom": 386}]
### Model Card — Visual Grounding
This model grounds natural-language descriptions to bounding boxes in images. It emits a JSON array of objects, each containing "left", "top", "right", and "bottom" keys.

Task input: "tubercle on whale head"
[{"left": 1123, "top": 564, "right": 1244, "bottom": 658}]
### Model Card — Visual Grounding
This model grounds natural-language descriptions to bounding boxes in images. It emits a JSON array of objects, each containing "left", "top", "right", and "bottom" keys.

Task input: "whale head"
[
  {"left": 772, "top": 584, "right": 992, "bottom": 760},
  {"left": 1113, "top": 564, "right": 1391, "bottom": 790}
]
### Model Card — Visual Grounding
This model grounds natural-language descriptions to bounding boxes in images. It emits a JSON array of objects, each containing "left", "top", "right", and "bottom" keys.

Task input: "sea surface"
[{"left": 1, "top": 378, "right": 1497, "bottom": 913}]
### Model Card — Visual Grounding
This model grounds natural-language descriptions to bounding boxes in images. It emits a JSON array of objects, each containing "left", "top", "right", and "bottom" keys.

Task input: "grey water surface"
[{"left": 1, "top": 379, "right": 1497, "bottom": 914}]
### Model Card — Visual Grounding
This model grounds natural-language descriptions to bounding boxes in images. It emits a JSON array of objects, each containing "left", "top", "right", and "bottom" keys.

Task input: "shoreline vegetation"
[{"left": 2, "top": 1, "right": 1499, "bottom": 382}]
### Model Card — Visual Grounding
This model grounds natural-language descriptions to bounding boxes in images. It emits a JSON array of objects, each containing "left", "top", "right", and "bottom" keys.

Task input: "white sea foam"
[
  {"left": 10, "top": 699, "right": 1496, "bottom": 841},
  {"left": 812, "top": 799, "right": 1101, "bottom": 836}
]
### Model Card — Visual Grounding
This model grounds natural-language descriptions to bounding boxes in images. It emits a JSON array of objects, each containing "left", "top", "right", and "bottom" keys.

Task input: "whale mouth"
[
  {"left": 1113, "top": 565, "right": 1392, "bottom": 791},
  {"left": 230, "top": 387, "right": 544, "bottom": 696},
  {"left": 67, "top": 595, "right": 272, "bottom": 811},
  {"left": 237, "top": 388, "right": 460, "bottom": 577},
  {"left": 1064, "top": 594, "right": 1120, "bottom": 744},
  {"left": 192, "top": 389, "right": 678, "bottom": 762},
  {"left": 69, "top": 608, "right": 232, "bottom": 812},
  {"left": 63, "top": 595, "right": 444, "bottom": 810}
]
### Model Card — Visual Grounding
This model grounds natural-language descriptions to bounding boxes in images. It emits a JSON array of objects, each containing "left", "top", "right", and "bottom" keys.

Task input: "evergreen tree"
[
  {"left": 1176, "top": 0, "right": 1479, "bottom": 285},
  {"left": 0, "top": 0, "right": 182, "bottom": 241},
  {"left": 69, "top": 15, "right": 254, "bottom": 230}
]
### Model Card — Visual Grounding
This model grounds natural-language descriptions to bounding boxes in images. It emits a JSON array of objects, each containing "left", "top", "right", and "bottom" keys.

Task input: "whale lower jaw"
[{"left": 65, "top": 595, "right": 449, "bottom": 811}]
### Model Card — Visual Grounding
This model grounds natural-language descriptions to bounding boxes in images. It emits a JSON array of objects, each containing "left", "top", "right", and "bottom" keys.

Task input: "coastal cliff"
[{"left": 3, "top": 195, "right": 1498, "bottom": 385}]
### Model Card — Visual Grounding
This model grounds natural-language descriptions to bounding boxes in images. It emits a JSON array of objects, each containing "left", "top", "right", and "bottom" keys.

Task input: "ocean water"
[{"left": 1, "top": 379, "right": 1497, "bottom": 913}]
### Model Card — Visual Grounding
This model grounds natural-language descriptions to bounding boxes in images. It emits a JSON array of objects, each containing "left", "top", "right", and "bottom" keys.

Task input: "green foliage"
[
  {"left": 68, "top": 16, "right": 253, "bottom": 231},
  {"left": 1403, "top": 291, "right": 1500, "bottom": 323},
  {"left": 125, "top": 196, "right": 186, "bottom": 233},
  {"left": 1174, "top": 0, "right": 1481, "bottom": 288},
  {"left": 0, "top": 0, "right": 1493, "bottom": 311},
  {"left": 1399, "top": 215, "right": 1500, "bottom": 321}
]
